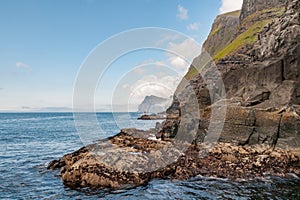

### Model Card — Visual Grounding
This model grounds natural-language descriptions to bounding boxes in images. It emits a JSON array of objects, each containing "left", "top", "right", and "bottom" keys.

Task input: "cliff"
[
  {"left": 138, "top": 95, "right": 171, "bottom": 113},
  {"left": 240, "top": 0, "right": 286, "bottom": 21},
  {"left": 201, "top": 0, "right": 287, "bottom": 63},
  {"left": 48, "top": 0, "right": 300, "bottom": 189},
  {"left": 202, "top": 10, "right": 240, "bottom": 57},
  {"left": 166, "top": 0, "right": 300, "bottom": 149}
]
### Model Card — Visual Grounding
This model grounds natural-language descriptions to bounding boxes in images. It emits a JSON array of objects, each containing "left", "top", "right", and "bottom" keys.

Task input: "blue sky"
[{"left": 0, "top": 0, "right": 243, "bottom": 112}]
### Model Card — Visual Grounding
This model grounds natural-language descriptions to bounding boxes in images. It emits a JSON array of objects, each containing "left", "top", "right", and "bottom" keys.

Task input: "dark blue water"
[{"left": 0, "top": 113, "right": 299, "bottom": 199}]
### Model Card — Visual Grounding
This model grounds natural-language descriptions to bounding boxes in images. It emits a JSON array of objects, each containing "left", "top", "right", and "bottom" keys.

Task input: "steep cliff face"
[
  {"left": 138, "top": 95, "right": 171, "bottom": 113},
  {"left": 186, "top": 1, "right": 287, "bottom": 81},
  {"left": 202, "top": 0, "right": 287, "bottom": 61},
  {"left": 221, "top": 0, "right": 300, "bottom": 107},
  {"left": 203, "top": 10, "right": 240, "bottom": 57},
  {"left": 165, "top": 0, "right": 300, "bottom": 149},
  {"left": 240, "top": 0, "right": 286, "bottom": 21}
]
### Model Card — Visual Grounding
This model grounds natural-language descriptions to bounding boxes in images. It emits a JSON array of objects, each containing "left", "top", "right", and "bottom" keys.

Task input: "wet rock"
[
  {"left": 158, "top": 120, "right": 180, "bottom": 140},
  {"left": 48, "top": 134, "right": 300, "bottom": 189},
  {"left": 137, "top": 114, "right": 166, "bottom": 120}
]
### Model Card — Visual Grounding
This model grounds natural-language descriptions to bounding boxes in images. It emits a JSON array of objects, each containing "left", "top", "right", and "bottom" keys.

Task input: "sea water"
[{"left": 0, "top": 113, "right": 299, "bottom": 199}]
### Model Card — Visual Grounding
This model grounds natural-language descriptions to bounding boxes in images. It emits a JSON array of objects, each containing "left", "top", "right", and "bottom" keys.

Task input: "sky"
[{"left": 0, "top": 0, "right": 243, "bottom": 112}]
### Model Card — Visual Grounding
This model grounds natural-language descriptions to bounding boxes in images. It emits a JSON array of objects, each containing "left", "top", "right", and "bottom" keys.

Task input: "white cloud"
[
  {"left": 128, "top": 75, "right": 181, "bottom": 104},
  {"left": 155, "top": 71, "right": 167, "bottom": 78},
  {"left": 187, "top": 22, "right": 201, "bottom": 31},
  {"left": 112, "top": 61, "right": 181, "bottom": 111},
  {"left": 122, "top": 84, "right": 130, "bottom": 89},
  {"left": 154, "top": 61, "right": 165, "bottom": 67},
  {"left": 155, "top": 34, "right": 180, "bottom": 46},
  {"left": 133, "top": 67, "right": 146, "bottom": 75},
  {"left": 177, "top": 5, "right": 188, "bottom": 20},
  {"left": 168, "top": 56, "right": 187, "bottom": 69},
  {"left": 16, "top": 62, "right": 31, "bottom": 71},
  {"left": 219, "top": 0, "right": 243, "bottom": 14},
  {"left": 167, "top": 38, "right": 201, "bottom": 70},
  {"left": 168, "top": 38, "right": 201, "bottom": 60}
]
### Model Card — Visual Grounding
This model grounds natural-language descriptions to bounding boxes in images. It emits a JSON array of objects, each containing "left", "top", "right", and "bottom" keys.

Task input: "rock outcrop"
[
  {"left": 48, "top": 129, "right": 300, "bottom": 189},
  {"left": 48, "top": 0, "right": 300, "bottom": 189}
]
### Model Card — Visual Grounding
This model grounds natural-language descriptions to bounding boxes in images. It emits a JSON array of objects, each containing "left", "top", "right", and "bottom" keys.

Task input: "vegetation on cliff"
[
  {"left": 213, "top": 19, "right": 271, "bottom": 61},
  {"left": 185, "top": 5, "right": 286, "bottom": 80}
]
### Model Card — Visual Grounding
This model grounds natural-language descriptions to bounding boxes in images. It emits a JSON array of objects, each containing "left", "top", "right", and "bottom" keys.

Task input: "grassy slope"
[
  {"left": 208, "top": 10, "right": 241, "bottom": 38},
  {"left": 184, "top": 7, "right": 285, "bottom": 80},
  {"left": 214, "top": 7, "right": 285, "bottom": 61},
  {"left": 213, "top": 19, "right": 271, "bottom": 61}
]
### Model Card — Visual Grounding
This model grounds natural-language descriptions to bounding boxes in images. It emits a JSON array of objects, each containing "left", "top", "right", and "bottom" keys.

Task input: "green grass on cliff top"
[
  {"left": 185, "top": 19, "right": 271, "bottom": 80},
  {"left": 184, "top": 65, "right": 202, "bottom": 80},
  {"left": 184, "top": 7, "right": 285, "bottom": 80},
  {"left": 213, "top": 19, "right": 271, "bottom": 61},
  {"left": 213, "top": 7, "right": 285, "bottom": 61},
  {"left": 242, "top": 7, "right": 285, "bottom": 25},
  {"left": 208, "top": 10, "right": 241, "bottom": 38},
  {"left": 210, "top": 25, "right": 222, "bottom": 37}
]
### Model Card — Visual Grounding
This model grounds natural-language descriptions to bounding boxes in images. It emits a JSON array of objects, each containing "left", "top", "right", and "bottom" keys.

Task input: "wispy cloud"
[
  {"left": 168, "top": 38, "right": 200, "bottom": 60},
  {"left": 126, "top": 74, "right": 181, "bottom": 105},
  {"left": 133, "top": 67, "right": 146, "bottom": 75},
  {"left": 219, "top": 0, "right": 243, "bottom": 14},
  {"left": 16, "top": 62, "right": 31, "bottom": 71},
  {"left": 177, "top": 5, "right": 188, "bottom": 20},
  {"left": 167, "top": 38, "right": 201, "bottom": 70},
  {"left": 168, "top": 57, "right": 187, "bottom": 69},
  {"left": 122, "top": 84, "right": 130, "bottom": 89},
  {"left": 155, "top": 34, "right": 180, "bottom": 46},
  {"left": 187, "top": 22, "right": 201, "bottom": 31}
]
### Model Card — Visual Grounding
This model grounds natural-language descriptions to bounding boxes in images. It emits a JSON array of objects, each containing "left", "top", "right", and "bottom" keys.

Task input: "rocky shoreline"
[
  {"left": 48, "top": 128, "right": 300, "bottom": 189},
  {"left": 137, "top": 114, "right": 166, "bottom": 120}
]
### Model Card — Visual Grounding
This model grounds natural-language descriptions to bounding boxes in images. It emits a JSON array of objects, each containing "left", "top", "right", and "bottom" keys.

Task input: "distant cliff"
[{"left": 138, "top": 95, "right": 171, "bottom": 113}]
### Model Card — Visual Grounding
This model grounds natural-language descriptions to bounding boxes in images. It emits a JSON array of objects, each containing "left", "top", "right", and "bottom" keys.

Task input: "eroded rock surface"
[{"left": 48, "top": 129, "right": 300, "bottom": 189}]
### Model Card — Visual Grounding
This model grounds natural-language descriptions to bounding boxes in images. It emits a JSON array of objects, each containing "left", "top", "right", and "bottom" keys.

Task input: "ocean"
[{"left": 0, "top": 112, "right": 299, "bottom": 199}]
